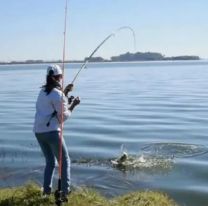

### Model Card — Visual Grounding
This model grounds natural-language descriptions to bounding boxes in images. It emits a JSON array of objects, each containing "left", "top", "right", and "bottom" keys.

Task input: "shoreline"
[
  {"left": 0, "top": 59, "right": 207, "bottom": 67},
  {"left": 0, "top": 183, "right": 179, "bottom": 206}
]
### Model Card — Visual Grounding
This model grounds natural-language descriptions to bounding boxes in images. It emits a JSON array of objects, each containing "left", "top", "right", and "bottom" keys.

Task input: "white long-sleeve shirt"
[{"left": 33, "top": 88, "right": 71, "bottom": 133}]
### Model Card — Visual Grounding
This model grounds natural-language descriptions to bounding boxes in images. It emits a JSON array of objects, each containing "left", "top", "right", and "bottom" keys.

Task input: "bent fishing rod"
[
  {"left": 71, "top": 26, "right": 136, "bottom": 84},
  {"left": 55, "top": 5, "right": 136, "bottom": 204}
]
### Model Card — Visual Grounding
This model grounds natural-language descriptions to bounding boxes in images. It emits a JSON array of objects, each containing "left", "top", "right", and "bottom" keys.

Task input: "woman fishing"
[{"left": 33, "top": 64, "right": 80, "bottom": 200}]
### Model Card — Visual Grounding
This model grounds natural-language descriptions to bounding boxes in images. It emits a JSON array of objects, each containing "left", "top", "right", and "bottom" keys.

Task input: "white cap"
[{"left": 47, "top": 64, "right": 63, "bottom": 76}]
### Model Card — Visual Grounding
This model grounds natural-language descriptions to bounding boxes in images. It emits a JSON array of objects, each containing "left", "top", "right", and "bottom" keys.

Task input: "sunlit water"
[{"left": 1, "top": 61, "right": 208, "bottom": 206}]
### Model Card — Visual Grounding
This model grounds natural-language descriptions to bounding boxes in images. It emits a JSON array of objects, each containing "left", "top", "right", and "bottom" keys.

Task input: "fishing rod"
[
  {"left": 71, "top": 26, "right": 136, "bottom": 84},
  {"left": 55, "top": 17, "right": 136, "bottom": 205},
  {"left": 55, "top": 0, "right": 68, "bottom": 205},
  {"left": 117, "top": 26, "right": 136, "bottom": 51}
]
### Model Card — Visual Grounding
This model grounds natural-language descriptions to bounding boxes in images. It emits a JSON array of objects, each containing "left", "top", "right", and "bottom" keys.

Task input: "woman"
[{"left": 33, "top": 64, "right": 80, "bottom": 198}]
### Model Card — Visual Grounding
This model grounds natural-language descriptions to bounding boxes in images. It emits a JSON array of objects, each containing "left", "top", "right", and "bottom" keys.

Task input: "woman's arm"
[{"left": 52, "top": 90, "right": 71, "bottom": 121}]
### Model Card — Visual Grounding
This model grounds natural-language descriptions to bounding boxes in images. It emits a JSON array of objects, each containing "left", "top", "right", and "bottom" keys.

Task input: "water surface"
[{"left": 0, "top": 61, "right": 208, "bottom": 206}]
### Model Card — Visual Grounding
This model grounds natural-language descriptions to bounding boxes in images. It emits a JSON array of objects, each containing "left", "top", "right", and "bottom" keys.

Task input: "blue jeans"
[{"left": 35, "top": 131, "right": 71, "bottom": 195}]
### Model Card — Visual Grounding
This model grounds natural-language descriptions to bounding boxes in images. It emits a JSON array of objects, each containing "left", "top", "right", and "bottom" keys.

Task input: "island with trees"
[
  {"left": 0, "top": 51, "right": 200, "bottom": 65},
  {"left": 87, "top": 52, "right": 200, "bottom": 62}
]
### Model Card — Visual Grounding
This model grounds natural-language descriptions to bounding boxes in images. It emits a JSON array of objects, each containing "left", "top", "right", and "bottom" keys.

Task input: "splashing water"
[
  {"left": 72, "top": 152, "right": 174, "bottom": 172},
  {"left": 142, "top": 143, "right": 208, "bottom": 158},
  {"left": 111, "top": 153, "right": 173, "bottom": 172},
  {"left": 72, "top": 143, "right": 208, "bottom": 172}
]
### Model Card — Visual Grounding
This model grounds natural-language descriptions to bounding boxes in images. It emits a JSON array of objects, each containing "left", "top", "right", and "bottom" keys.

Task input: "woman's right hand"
[
  {"left": 72, "top": 97, "right": 80, "bottom": 106},
  {"left": 69, "top": 97, "right": 80, "bottom": 111}
]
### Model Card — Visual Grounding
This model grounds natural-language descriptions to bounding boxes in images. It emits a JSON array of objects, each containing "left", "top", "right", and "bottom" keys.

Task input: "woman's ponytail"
[{"left": 43, "top": 73, "right": 61, "bottom": 95}]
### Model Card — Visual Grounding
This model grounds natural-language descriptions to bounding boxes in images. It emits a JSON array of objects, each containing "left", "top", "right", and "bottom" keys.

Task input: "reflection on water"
[{"left": 1, "top": 62, "right": 208, "bottom": 206}]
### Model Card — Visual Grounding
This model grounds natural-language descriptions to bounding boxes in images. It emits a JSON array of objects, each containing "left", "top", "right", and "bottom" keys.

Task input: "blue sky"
[{"left": 0, "top": 0, "right": 208, "bottom": 61}]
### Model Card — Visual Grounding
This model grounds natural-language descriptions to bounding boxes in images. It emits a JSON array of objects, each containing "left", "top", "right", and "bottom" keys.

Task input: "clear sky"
[{"left": 0, "top": 0, "right": 208, "bottom": 61}]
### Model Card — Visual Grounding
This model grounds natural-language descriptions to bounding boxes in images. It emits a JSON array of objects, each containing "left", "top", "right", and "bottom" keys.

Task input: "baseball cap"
[{"left": 47, "top": 64, "right": 63, "bottom": 76}]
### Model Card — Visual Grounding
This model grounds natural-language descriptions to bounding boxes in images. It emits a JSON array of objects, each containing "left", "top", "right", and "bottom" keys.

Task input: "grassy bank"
[{"left": 0, "top": 183, "right": 178, "bottom": 206}]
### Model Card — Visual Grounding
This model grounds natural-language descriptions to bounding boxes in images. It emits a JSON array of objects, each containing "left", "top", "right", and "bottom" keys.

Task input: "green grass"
[{"left": 0, "top": 183, "right": 179, "bottom": 206}]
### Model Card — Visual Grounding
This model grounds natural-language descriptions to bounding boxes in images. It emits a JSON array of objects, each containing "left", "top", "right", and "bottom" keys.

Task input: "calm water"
[{"left": 1, "top": 61, "right": 208, "bottom": 206}]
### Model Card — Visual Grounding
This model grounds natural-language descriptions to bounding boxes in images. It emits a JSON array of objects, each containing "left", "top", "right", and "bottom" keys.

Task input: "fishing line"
[
  {"left": 71, "top": 26, "right": 137, "bottom": 84},
  {"left": 116, "top": 26, "right": 137, "bottom": 51}
]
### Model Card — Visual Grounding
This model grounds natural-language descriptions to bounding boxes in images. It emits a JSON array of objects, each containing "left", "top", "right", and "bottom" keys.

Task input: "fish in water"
[
  {"left": 111, "top": 152, "right": 128, "bottom": 166},
  {"left": 73, "top": 151, "right": 173, "bottom": 172}
]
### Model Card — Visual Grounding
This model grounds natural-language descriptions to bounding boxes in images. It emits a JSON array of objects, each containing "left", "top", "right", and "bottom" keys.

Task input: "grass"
[{"left": 0, "top": 183, "right": 179, "bottom": 206}]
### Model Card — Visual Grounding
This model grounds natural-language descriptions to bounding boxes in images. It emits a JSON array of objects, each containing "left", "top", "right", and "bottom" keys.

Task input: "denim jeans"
[{"left": 35, "top": 131, "right": 71, "bottom": 195}]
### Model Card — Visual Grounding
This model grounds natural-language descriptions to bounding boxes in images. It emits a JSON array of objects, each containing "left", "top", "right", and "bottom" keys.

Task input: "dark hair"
[{"left": 42, "top": 72, "right": 61, "bottom": 95}]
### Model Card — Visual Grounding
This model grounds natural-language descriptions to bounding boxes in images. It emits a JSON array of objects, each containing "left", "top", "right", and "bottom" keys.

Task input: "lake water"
[{"left": 0, "top": 61, "right": 208, "bottom": 206}]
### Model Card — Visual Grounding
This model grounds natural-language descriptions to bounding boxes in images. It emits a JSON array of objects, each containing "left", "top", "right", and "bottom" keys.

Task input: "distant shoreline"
[
  {"left": 0, "top": 59, "right": 206, "bottom": 66},
  {"left": 0, "top": 51, "right": 201, "bottom": 65},
  {"left": 0, "top": 59, "right": 202, "bottom": 66}
]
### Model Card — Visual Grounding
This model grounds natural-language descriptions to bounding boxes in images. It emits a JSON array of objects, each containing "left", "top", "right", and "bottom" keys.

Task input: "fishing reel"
[
  {"left": 68, "top": 95, "right": 74, "bottom": 104},
  {"left": 54, "top": 189, "right": 64, "bottom": 206},
  {"left": 54, "top": 189, "right": 68, "bottom": 205},
  {"left": 54, "top": 178, "right": 69, "bottom": 206}
]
